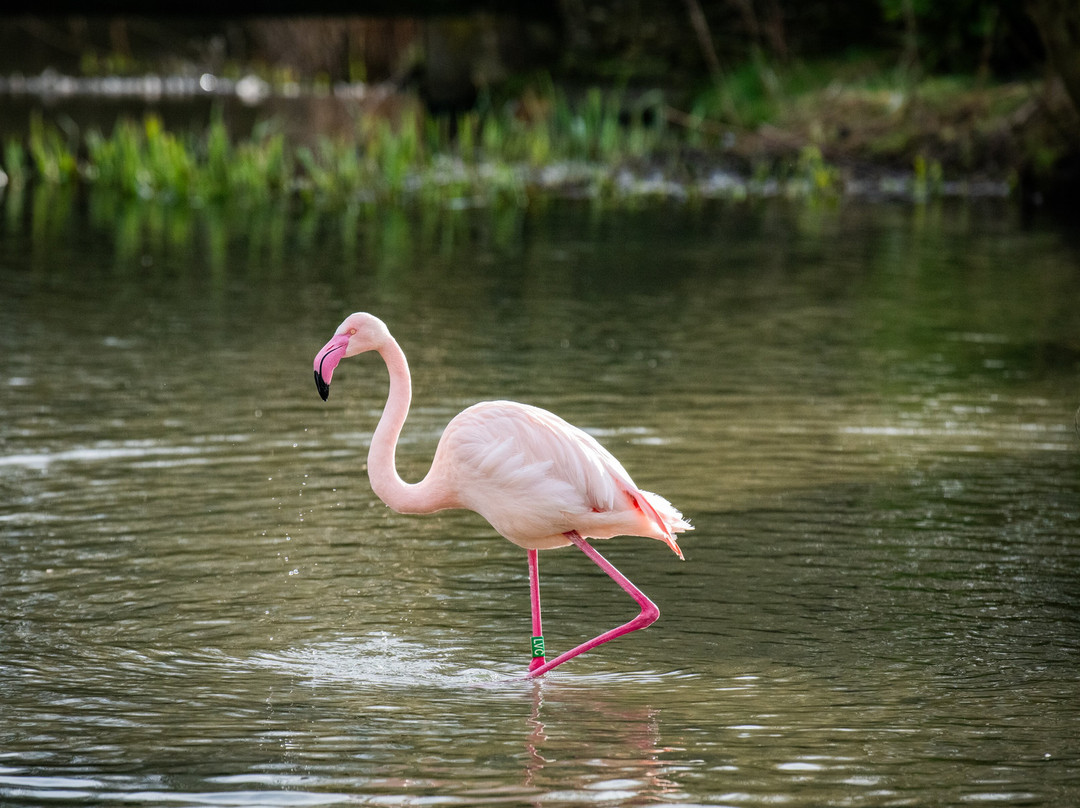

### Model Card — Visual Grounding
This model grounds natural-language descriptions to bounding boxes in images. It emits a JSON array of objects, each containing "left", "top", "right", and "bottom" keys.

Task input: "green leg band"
[{"left": 531, "top": 635, "right": 546, "bottom": 658}]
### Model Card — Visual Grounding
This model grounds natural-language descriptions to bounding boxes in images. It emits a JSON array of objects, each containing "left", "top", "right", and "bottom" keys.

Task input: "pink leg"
[
  {"left": 525, "top": 531, "right": 659, "bottom": 678},
  {"left": 527, "top": 549, "right": 546, "bottom": 672}
]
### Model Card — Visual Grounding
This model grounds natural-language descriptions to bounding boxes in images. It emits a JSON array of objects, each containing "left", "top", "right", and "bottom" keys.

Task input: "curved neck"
[{"left": 367, "top": 336, "right": 449, "bottom": 514}]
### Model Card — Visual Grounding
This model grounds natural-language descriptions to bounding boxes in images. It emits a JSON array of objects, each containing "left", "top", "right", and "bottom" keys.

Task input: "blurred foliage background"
[{"left": 0, "top": 1, "right": 1077, "bottom": 205}]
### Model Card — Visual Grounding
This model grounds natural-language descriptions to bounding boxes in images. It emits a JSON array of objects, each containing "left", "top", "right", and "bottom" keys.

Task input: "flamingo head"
[{"left": 313, "top": 312, "right": 391, "bottom": 401}]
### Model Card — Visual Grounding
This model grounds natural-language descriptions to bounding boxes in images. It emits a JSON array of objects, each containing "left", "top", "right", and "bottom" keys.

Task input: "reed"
[
  {"left": 2, "top": 139, "right": 27, "bottom": 186},
  {"left": 1, "top": 78, "right": 696, "bottom": 206},
  {"left": 8, "top": 73, "right": 966, "bottom": 206},
  {"left": 27, "top": 112, "right": 79, "bottom": 184}
]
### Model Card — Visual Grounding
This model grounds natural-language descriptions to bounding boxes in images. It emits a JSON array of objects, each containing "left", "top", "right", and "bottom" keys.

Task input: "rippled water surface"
[{"left": 2, "top": 195, "right": 1079, "bottom": 806}]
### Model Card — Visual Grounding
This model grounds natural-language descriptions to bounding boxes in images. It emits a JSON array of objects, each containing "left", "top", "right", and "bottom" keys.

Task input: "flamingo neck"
[{"left": 367, "top": 336, "right": 449, "bottom": 515}]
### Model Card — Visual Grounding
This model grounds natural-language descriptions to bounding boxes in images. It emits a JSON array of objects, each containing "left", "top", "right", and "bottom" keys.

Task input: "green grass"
[
  {"left": 0, "top": 61, "right": 1038, "bottom": 207},
  {"left": 2, "top": 84, "right": 680, "bottom": 206},
  {"left": 83, "top": 114, "right": 292, "bottom": 201}
]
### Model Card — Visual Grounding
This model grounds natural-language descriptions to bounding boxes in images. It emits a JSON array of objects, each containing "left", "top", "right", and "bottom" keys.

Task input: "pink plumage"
[
  {"left": 313, "top": 312, "right": 691, "bottom": 677},
  {"left": 434, "top": 400, "right": 690, "bottom": 555}
]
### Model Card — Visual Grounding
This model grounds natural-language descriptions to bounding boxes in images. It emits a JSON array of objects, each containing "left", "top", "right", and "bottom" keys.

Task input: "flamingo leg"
[
  {"left": 525, "top": 531, "right": 659, "bottom": 678},
  {"left": 527, "top": 549, "right": 546, "bottom": 672}
]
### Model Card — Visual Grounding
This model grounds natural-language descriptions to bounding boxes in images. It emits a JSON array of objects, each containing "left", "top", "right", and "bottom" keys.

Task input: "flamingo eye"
[{"left": 348, "top": 328, "right": 357, "bottom": 335}]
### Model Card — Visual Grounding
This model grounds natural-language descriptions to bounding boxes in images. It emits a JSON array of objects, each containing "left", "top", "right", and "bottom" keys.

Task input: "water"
[{"left": 1, "top": 193, "right": 1079, "bottom": 806}]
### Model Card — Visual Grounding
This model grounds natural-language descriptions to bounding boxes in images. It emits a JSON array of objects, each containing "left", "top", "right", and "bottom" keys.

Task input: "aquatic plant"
[
  {"left": 82, "top": 114, "right": 293, "bottom": 202},
  {"left": 1, "top": 139, "right": 27, "bottom": 187},
  {"left": 796, "top": 145, "right": 840, "bottom": 195},
  {"left": 912, "top": 153, "right": 944, "bottom": 200},
  {"left": 27, "top": 112, "right": 78, "bottom": 184},
  {"left": 0, "top": 64, "right": 1023, "bottom": 208}
]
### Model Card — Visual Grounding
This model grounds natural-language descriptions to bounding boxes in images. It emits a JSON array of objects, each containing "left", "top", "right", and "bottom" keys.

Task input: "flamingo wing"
[{"left": 433, "top": 400, "right": 690, "bottom": 555}]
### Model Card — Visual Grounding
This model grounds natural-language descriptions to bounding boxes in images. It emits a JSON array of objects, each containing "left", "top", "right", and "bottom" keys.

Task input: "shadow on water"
[{"left": 2, "top": 184, "right": 1080, "bottom": 805}]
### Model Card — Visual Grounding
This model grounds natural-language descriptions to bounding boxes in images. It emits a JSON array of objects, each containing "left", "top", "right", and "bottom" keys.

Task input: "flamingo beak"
[{"left": 313, "top": 333, "right": 350, "bottom": 401}]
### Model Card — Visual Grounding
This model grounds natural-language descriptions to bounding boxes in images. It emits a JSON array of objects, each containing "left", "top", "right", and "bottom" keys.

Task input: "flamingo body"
[
  {"left": 313, "top": 312, "right": 691, "bottom": 676},
  {"left": 429, "top": 400, "right": 689, "bottom": 554}
]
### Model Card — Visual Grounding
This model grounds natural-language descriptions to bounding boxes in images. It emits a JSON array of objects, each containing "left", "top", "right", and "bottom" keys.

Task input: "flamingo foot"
[{"left": 524, "top": 531, "right": 659, "bottom": 679}]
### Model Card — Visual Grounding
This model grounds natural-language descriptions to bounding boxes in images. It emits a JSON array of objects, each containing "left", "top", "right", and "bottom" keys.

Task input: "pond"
[{"left": 1, "top": 191, "right": 1079, "bottom": 806}]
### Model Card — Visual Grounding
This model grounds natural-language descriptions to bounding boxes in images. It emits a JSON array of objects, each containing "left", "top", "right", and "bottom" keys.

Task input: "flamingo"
[{"left": 313, "top": 312, "right": 691, "bottom": 677}]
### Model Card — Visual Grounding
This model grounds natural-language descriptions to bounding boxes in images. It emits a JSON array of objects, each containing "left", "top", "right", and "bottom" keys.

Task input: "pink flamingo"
[{"left": 313, "top": 312, "right": 691, "bottom": 677}]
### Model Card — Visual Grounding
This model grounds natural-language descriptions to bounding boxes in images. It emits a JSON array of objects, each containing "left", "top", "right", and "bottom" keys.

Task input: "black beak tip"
[{"left": 314, "top": 371, "right": 331, "bottom": 401}]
